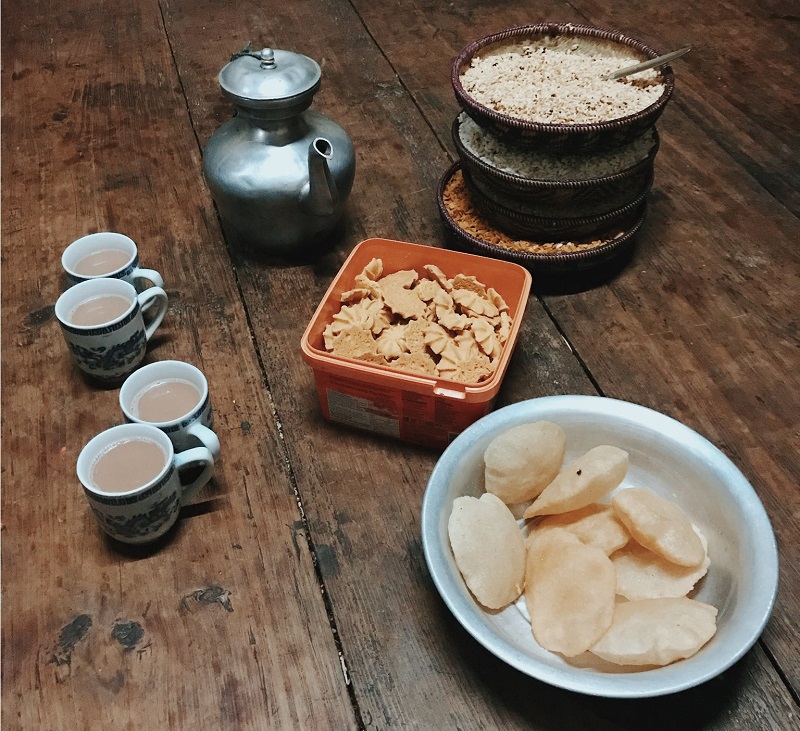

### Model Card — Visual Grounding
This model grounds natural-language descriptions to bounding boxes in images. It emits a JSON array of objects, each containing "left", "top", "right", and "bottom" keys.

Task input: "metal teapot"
[{"left": 202, "top": 47, "right": 355, "bottom": 257}]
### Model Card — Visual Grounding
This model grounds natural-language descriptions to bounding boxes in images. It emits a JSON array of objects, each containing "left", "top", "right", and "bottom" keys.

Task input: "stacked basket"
[{"left": 437, "top": 23, "right": 676, "bottom": 277}]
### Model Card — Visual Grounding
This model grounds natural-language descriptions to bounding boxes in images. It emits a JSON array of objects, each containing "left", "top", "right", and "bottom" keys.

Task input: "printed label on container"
[{"left": 326, "top": 389, "right": 401, "bottom": 437}]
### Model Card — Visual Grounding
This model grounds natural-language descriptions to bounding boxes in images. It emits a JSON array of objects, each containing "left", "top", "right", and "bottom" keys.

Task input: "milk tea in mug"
[
  {"left": 61, "top": 232, "right": 164, "bottom": 291},
  {"left": 69, "top": 293, "right": 132, "bottom": 327},
  {"left": 119, "top": 361, "right": 220, "bottom": 457},
  {"left": 72, "top": 247, "right": 132, "bottom": 277},
  {"left": 77, "top": 423, "right": 215, "bottom": 544},
  {"left": 54, "top": 278, "right": 168, "bottom": 382},
  {"left": 91, "top": 436, "right": 168, "bottom": 492},
  {"left": 133, "top": 379, "right": 203, "bottom": 423}
]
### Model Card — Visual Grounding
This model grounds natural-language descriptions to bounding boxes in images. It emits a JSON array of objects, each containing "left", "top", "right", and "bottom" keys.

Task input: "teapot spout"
[{"left": 301, "top": 137, "right": 338, "bottom": 216}]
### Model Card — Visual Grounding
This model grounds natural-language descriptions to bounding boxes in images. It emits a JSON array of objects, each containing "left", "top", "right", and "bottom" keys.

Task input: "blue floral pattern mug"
[
  {"left": 55, "top": 278, "right": 168, "bottom": 383},
  {"left": 119, "top": 360, "right": 220, "bottom": 457},
  {"left": 77, "top": 423, "right": 214, "bottom": 544},
  {"left": 62, "top": 232, "right": 164, "bottom": 291}
]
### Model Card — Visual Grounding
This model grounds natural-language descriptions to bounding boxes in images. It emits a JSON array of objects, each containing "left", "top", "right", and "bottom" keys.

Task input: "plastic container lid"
[{"left": 218, "top": 47, "right": 321, "bottom": 114}]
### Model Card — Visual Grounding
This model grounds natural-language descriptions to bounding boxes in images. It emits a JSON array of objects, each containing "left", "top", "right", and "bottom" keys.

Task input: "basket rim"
[
  {"left": 452, "top": 22, "right": 675, "bottom": 137},
  {"left": 452, "top": 115, "right": 660, "bottom": 190},
  {"left": 437, "top": 160, "right": 646, "bottom": 265},
  {"left": 463, "top": 165, "right": 654, "bottom": 228}
]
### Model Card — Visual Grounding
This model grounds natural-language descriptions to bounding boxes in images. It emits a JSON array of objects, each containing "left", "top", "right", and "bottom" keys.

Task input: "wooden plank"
[
  {"left": 348, "top": 0, "right": 800, "bottom": 706},
  {"left": 156, "top": 2, "right": 606, "bottom": 730},
  {"left": 352, "top": 0, "right": 800, "bottom": 215},
  {"left": 1, "top": 1, "right": 354, "bottom": 729},
  {"left": 4, "top": 0, "right": 797, "bottom": 728},
  {"left": 541, "top": 104, "right": 800, "bottom": 691},
  {"left": 566, "top": 0, "right": 800, "bottom": 215},
  {"left": 163, "top": 1, "right": 798, "bottom": 730}
]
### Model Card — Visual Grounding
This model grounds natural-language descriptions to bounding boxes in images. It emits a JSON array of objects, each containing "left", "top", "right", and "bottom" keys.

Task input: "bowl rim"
[
  {"left": 437, "top": 161, "right": 645, "bottom": 268},
  {"left": 452, "top": 114, "right": 661, "bottom": 190},
  {"left": 420, "top": 395, "right": 780, "bottom": 698},
  {"left": 452, "top": 22, "right": 675, "bottom": 137}
]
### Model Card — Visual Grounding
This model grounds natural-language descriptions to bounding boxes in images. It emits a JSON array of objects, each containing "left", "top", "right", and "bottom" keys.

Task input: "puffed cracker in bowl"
[
  {"left": 421, "top": 395, "right": 778, "bottom": 697},
  {"left": 300, "top": 238, "right": 531, "bottom": 449}
]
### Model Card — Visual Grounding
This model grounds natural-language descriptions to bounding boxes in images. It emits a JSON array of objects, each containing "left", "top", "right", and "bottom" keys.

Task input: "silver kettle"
[{"left": 202, "top": 47, "right": 356, "bottom": 257}]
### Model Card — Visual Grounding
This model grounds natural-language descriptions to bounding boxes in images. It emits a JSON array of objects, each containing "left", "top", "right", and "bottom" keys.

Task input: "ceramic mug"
[
  {"left": 62, "top": 232, "right": 164, "bottom": 291},
  {"left": 119, "top": 360, "right": 220, "bottom": 457},
  {"left": 77, "top": 423, "right": 214, "bottom": 544},
  {"left": 55, "top": 277, "right": 168, "bottom": 383}
]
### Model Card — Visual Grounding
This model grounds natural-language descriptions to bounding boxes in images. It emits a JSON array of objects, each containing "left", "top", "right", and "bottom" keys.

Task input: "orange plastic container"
[{"left": 301, "top": 238, "right": 532, "bottom": 448}]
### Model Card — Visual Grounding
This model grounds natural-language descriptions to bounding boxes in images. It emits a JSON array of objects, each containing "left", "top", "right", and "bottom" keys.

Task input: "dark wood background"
[{"left": 2, "top": 0, "right": 798, "bottom": 728}]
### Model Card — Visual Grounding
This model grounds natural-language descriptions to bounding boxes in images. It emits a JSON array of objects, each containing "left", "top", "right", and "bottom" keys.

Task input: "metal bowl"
[
  {"left": 452, "top": 23, "right": 675, "bottom": 153},
  {"left": 453, "top": 115, "right": 659, "bottom": 218},
  {"left": 421, "top": 396, "right": 779, "bottom": 698}
]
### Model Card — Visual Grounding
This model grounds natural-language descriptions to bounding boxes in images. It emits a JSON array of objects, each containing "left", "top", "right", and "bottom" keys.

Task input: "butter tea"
[
  {"left": 69, "top": 294, "right": 131, "bottom": 326},
  {"left": 91, "top": 437, "right": 167, "bottom": 493},
  {"left": 134, "top": 379, "right": 202, "bottom": 423}
]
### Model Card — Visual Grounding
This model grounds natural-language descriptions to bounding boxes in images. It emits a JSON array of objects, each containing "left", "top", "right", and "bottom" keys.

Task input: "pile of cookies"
[{"left": 322, "top": 258, "right": 513, "bottom": 384}]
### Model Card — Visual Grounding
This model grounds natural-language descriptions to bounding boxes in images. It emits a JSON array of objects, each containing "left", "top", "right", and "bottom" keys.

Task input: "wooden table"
[{"left": 3, "top": 0, "right": 798, "bottom": 728}]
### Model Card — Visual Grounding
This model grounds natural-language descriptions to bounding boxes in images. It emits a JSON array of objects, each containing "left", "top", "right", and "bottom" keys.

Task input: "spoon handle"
[{"left": 604, "top": 46, "right": 692, "bottom": 80}]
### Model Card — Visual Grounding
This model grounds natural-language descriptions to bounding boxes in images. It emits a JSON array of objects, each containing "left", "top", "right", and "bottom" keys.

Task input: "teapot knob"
[{"left": 259, "top": 48, "right": 276, "bottom": 69}]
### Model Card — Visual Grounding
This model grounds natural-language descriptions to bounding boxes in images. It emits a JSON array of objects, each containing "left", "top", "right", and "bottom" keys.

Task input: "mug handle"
[
  {"left": 132, "top": 267, "right": 165, "bottom": 289},
  {"left": 174, "top": 446, "right": 215, "bottom": 505},
  {"left": 185, "top": 423, "right": 221, "bottom": 458},
  {"left": 137, "top": 286, "right": 168, "bottom": 340}
]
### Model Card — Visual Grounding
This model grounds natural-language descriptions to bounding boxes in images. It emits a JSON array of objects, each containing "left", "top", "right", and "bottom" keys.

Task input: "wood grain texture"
[
  {"left": 3, "top": 0, "right": 798, "bottom": 728},
  {"left": 164, "top": 0, "right": 797, "bottom": 729},
  {"left": 344, "top": 0, "right": 800, "bottom": 716},
  {"left": 567, "top": 0, "right": 800, "bottom": 215},
  {"left": 1, "top": 1, "right": 354, "bottom": 729}
]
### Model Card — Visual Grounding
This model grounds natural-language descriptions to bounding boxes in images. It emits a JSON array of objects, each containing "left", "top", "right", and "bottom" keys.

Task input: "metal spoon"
[{"left": 603, "top": 46, "right": 691, "bottom": 81}]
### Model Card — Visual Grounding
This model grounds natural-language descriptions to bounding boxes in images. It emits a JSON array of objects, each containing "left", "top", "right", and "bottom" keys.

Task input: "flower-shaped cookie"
[{"left": 324, "top": 259, "right": 513, "bottom": 384}]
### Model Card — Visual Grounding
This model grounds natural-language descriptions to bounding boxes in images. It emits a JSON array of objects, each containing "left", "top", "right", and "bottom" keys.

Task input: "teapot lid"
[{"left": 218, "top": 47, "right": 322, "bottom": 113}]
